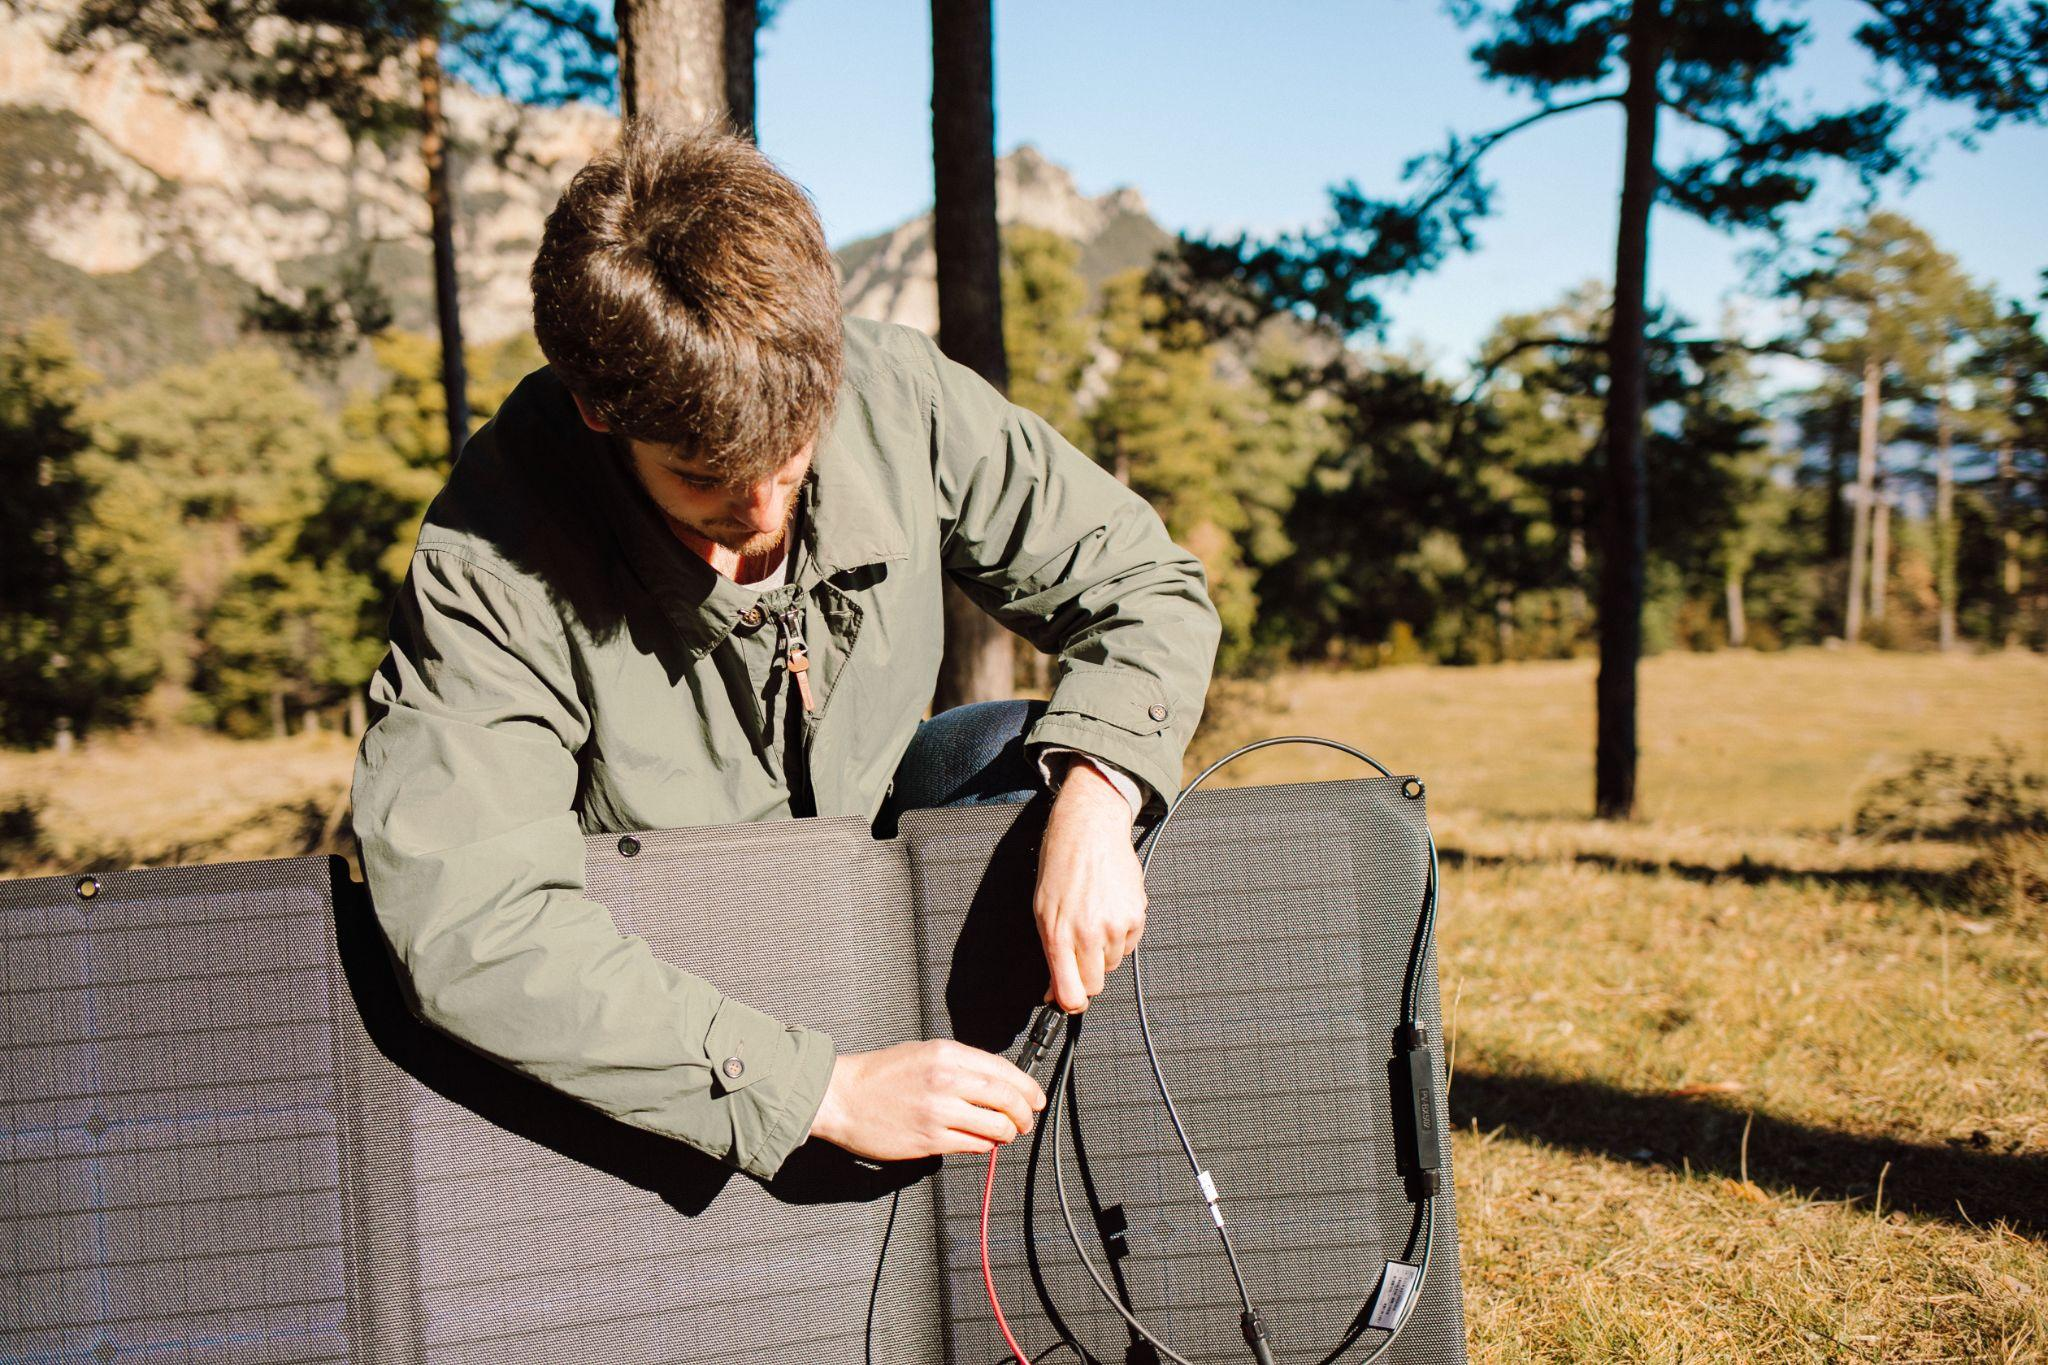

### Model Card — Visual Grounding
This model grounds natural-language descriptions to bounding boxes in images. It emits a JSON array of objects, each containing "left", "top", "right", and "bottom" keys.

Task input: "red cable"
[{"left": 981, "top": 1144, "right": 1032, "bottom": 1365}]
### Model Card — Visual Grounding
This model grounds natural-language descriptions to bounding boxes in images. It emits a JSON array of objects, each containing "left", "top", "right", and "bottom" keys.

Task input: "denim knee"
[{"left": 873, "top": 698, "right": 1048, "bottom": 837}]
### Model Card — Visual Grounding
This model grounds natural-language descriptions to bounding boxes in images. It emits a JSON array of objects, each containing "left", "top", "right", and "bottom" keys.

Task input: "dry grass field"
[
  {"left": 1200, "top": 646, "right": 2047, "bottom": 1362},
  {"left": 2, "top": 645, "right": 2043, "bottom": 1361}
]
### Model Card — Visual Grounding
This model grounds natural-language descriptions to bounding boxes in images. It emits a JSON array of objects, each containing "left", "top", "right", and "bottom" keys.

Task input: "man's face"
[{"left": 574, "top": 394, "right": 813, "bottom": 559}]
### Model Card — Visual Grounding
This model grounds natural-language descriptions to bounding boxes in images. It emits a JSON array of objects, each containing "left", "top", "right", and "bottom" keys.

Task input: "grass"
[
  {"left": 3, "top": 644, "right": 2043, "bottom": 1361},
  {"left": 1200, "top": 644, "right": 2046, "bottom": 1362}
]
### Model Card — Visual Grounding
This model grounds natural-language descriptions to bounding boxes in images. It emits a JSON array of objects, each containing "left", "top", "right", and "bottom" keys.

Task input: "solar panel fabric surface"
[{"left": 0, "top": 777, "right": 1462, "bottom": 1364}]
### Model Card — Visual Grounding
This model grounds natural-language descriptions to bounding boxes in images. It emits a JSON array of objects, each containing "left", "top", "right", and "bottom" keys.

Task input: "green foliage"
[
  {"left": 1086, "top": 273, "right": 1328, "bottom": 673},
  {"left": 300, "top": 329, "right": 541, "bottom": 659},
  {"left": 1001, "top": 225, "right": 1091, "bottom": 446},
  {"left": 0, "top": 320, "right": 157, "bottom": 745},
  {"left": 82, "top": 346, "right": 342, "bottom": 729},
  {"left": 1787, "top": 212, "right": 1998, "bottom": 387},
  {"left": 243, "top": 245, "right": 396, "bottom": 374}
]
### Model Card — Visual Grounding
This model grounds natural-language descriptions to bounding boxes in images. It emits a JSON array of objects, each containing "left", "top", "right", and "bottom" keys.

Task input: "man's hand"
[
  {"left": 807, "top": 1040, "right": 1046, "bottom": 1159},
  {"left": 1035, "top": 757, "right": 1148, "bottom": 1013}
]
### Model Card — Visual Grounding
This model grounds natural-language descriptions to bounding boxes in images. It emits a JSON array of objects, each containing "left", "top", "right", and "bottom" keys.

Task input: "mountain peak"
[{"left": 838, "top": 146, "right": 1171, "bottom": 335}]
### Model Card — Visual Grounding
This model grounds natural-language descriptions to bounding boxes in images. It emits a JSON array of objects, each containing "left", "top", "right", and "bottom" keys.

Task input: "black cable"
[
  {"left": 1023, "top": 1064, "right": 1099, "bottom": 1365},
  {"left": 1062, "top": 1064, "right": 1153, "bottom": 1361},
  {"left": 1043, "top": 737, "right": 1444, "bottom": 1364},
  {"left": 864, "top": 1187, "right": 900, "bottom": 1365}
]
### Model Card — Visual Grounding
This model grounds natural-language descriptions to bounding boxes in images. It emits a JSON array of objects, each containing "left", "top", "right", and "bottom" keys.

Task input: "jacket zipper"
[{"left": 776, "top": 604, "right": 816, "bottom": 713}]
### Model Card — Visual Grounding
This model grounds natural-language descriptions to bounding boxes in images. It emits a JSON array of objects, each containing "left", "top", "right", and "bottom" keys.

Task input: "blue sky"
[{"left": 750, "top": 1, "right": 2048, "bottom": 370}]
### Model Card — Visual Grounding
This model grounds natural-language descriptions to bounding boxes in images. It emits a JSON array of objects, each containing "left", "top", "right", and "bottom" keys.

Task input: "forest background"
[
  {"left": 3, "top": 2, "right": 2048, "bottom": 1358},
  {"left": 2, "top": 0, "right": 2044, "bottom": 761}
]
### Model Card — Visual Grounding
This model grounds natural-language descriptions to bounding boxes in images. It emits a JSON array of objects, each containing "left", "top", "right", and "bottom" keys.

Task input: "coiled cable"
[{"left": 1032, "top": 736, "right": 1444, "bottom": 1364}]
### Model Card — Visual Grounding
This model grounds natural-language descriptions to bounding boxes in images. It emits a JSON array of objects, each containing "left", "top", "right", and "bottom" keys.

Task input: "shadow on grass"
[
  {"left": 1438, "top": 843, "right": 1975, "bottom": 906},
  {"left": 1452, "top": 1068, "right": 2048, "bottom": 1239}
]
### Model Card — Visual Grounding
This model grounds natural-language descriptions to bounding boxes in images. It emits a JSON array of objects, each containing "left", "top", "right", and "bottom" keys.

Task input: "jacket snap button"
[
  {"left": 1147, "top": 703, "right": 1168, "bottom": 722},
  {"left": 739, "top": 606, "right": 764, "bottom": 628},
  {"left": 721, "top": 1056, "right": 745, "bottom": 1080}
]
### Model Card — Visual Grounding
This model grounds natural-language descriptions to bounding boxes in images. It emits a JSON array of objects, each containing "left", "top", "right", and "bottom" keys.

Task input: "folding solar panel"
[{"left": 1, "top": 776, "right": 1463, "bottom": 1363}]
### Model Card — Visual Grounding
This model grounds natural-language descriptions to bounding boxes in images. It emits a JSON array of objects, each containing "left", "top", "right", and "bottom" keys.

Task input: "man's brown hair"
[{"left": 530, "top": 117, "right": 843, "bottom": 483}]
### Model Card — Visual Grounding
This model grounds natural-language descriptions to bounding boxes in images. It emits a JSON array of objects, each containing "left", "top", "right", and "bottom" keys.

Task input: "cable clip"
[{"left": 1196, "top": 1168, "right": 1225, "bottom": 1229}]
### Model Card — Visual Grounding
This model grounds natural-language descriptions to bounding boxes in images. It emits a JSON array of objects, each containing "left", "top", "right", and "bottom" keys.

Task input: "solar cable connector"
[
  {"left": 1240, "top": 1308, "right": 1277, "bottom": 1365},
  {"left": 1017, "top": 1002, "right": 1065, "bottom": 1078},
  {"left": 1392, "top": 1021, "right": 1443, "bottom": 1198}
]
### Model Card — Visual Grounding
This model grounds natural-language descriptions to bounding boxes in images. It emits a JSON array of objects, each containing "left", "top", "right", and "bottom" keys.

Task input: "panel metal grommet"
[
  {"left": 1401, "top": 778, "right": 1425, "bottom": 800},
  {"left": 617, "top": 835, "right": 641, "bottom": 858},
  {"left": 74, "top": 875, "right": 100, "bottom": 901}
]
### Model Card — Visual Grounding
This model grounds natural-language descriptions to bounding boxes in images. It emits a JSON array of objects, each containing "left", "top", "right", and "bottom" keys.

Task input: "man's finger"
[
  {"left": 1079, "top": 934, "right": 1107, "bottom": 1000},
  {"left": 959, "top": 1063, "right": 1040, "bottom": 1132},
  {"left": 1047, "top": 943, "right": 1088, "bottom": 1012},
  {"left": 944, "top": 1098, "right": 1021, "bottom": 1145}
]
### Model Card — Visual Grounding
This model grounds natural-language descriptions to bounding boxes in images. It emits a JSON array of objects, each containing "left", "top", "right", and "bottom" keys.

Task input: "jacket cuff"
[
  {"left": 1025, "top": 665, "right": 1186, "bottom": 820},
  {"left": 1036, "top": 746, "right": 1148, "bottom": 820},
  {"left": 702, "top": 994, "right": 838, "bottom": 1180}
]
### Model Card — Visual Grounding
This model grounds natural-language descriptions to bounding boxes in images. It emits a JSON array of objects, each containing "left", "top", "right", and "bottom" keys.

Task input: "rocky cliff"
[{"left": 0, "top": 5, "right": 1176, "bottom": 389}]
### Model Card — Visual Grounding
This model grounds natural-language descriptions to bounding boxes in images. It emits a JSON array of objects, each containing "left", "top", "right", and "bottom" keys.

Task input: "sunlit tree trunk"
[
  {"left": 418, "top": 33, "right": 469, "bottom": 462},
  {"left": 1869, "top": 472, "right": 1890, "bottom": 627},
  {"left": 1725, "top": 562, "right": 1747, "bottom": 648},
  {"left": 1998, "top": 439, "right": 2021, "bottom": 649},
  {"left": 929, "top": 0, "right": 1013, "bottom": 711},
  {"left": 615, "top": 0, "right": 755, "bottom": 133},
  {"left": 1567, "top": 516, "right": 1589, "bottom": 639},
  {"left": 1935, "top": 383, "right": 1956, "bottom": 651},
  {"left": 1845, "top": 355, "right": 1880, "bottom": 643},
  {"left": 1593, "top": 0, "right": 1662, "bottom": 821}
]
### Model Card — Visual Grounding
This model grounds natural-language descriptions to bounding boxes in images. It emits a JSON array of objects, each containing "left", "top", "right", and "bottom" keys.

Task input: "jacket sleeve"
[
  {"left": 1037, "top": 747, "right": 1150, "bottom": 820},
  {"left": 918, "top": 332, "right": 1223, "bottom": 815},
  {"left": 349, "top": 546, "right": 836, "bottom": 1181}
]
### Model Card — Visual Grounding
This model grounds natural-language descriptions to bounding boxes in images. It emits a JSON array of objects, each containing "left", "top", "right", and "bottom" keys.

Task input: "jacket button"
[
  {"left": 721, "top": 1056, "right": 745, "bottom": 1080},
  {"left": 739, "top": 606, "right": 764, "bottom": 628},
  {"left": 1147, "top": 703, "right": 1169, "bottom": 722}
]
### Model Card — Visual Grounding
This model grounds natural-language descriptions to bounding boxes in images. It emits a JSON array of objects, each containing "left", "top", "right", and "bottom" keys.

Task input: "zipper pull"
[{"left": 779, "top": 606, "right": 816, "bottom": 713}]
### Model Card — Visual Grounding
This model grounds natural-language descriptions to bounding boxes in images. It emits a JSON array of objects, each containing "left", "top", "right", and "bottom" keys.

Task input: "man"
[{"left": 349, "top": 119, "right": 1221, "bottom": 1184}]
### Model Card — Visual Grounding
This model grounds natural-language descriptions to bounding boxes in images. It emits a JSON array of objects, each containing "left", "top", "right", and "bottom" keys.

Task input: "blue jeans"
[{"left": 870, "top": 699, "right": 1047, "bottom": 839}]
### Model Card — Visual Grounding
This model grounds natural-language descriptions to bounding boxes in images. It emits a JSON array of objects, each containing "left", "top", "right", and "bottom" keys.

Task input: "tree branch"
[
  {"left": 1662, "top": 98, "right": 1752, "bottom": 147},
  {"left": 1411, "top": 92, "right": 1627, "bottom": 217}
]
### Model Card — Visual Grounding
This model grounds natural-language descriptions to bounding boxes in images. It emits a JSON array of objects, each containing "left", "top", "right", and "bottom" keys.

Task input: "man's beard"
[{"left": 669, "top": 481, "right": 805, "bottom": 559}]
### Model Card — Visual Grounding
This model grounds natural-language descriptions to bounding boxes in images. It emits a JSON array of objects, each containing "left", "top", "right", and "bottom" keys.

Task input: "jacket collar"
[{"left": 578, "top": 378, "right": 910, "bottom": 657}]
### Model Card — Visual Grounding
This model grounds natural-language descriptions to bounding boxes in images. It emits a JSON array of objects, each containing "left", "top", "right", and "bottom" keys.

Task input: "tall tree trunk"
[
  {"left": 616, "top": 0, "right": 755, "bottom": 131},
  {"left": 1567, "top": 511, "right": 1589, "bottom": 639},
  {"left": 1823, "top": 409, "right": 1848, "bottom": 561},
  {"left": 1998, "top": 438, "right": 2020, "bottom": 649},
  {"left": 1934, "top": 376, "right": 1957, "bottom": 650},
  {"left": 1725, "top": 560, "right": 1747, "bottom": 648},
  {"left": 1593, "top": 0, "right": 1663, "bottom": 821},
  {"left": 1869, "top": 472, "right": 1890, "bottom": 626},
  {"left": 929, "top": 0, "right": 1013, "bottom": 711},
  {"left": 1845, "top": 354, "right": 1880, "bottom": 643},
  {"left": 418, "top": 33, "right": 469, "bottom": 463}
]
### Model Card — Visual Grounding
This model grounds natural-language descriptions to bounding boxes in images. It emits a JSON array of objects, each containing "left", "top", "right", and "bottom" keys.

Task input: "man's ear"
[{"left": 570, "top": 390, "right": 610, "bottom": 434}]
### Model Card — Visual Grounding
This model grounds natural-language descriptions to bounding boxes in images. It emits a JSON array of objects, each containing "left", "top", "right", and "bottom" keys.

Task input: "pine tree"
[
  {"left": 1001, "top": 225, "right": 1092, "bottom": 448},
  {"left": 1787, "top": 213, "right": 1998, "bottom": 646},
  {"left": 1167, "top": 0, "right": 2046, "bottom": 818},
  {"left": 0, "top": 321, "right": 157, "bottom": 745},
  {"left": 82, "top": 348, "right": 341, "bottom": 730}
]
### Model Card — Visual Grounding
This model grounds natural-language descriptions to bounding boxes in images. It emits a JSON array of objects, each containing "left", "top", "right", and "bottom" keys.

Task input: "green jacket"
[{"left": 349, "top": 316, "right": 1221, "bottom": 1181}]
